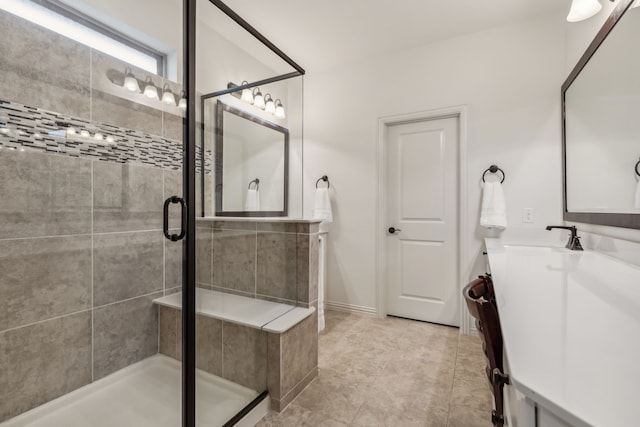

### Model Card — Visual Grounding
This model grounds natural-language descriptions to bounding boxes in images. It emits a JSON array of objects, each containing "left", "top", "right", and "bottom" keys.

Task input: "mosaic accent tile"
[{"left": 0, "top": 99, "right": 212, "bottom": 173}]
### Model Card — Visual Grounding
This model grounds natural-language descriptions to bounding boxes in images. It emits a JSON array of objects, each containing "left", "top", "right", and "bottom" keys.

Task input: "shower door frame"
[{"left": 183, "top": 1, "right": 196, "bottom": 426}]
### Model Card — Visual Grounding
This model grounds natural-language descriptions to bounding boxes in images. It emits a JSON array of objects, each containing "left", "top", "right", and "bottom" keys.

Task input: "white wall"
[{"left": 303, "top": 12, "right": 567, "bottom": 312}]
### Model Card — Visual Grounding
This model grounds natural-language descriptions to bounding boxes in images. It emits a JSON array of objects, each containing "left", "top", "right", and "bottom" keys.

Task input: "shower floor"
[{"left": 1, "top": 355, "right": 261, "bottom": 427}]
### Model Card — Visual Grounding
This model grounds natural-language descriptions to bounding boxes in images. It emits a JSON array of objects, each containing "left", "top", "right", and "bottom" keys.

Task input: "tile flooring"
[{"left": 257, "top": 310, "right": 493, "bottom": 427}]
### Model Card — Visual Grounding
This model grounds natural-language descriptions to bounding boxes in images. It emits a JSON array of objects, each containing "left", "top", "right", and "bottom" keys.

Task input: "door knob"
[{"left": 388, "top": 227, "right": 402, "bottom": 234}]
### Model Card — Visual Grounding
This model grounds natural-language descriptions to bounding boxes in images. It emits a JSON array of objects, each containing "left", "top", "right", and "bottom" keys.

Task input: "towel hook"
[
  {"left": 316, "top": 175, "right": 330, "bottom": 189},
  {"left": 248, "top": 178, "right": 259, "bottom": 190},
  {"left": 635, "top": 158, "right": 640, "bottom": 177},
  {"left": 482, "top": 165, "right": 505, "bottom": 184}
]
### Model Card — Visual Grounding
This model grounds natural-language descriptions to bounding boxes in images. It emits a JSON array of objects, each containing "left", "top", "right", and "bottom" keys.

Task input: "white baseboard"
[{"left": 325, "top": 301, "right": 377, "bottom": 316}]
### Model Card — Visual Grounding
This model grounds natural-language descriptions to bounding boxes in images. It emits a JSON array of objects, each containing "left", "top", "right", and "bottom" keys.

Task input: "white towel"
[
  {"left": 244, "top": 189, "right": 260, "bottom": 211},
  {"left": 312, "top": 188, "right": 333, "bottom": 223},
  {"left": 635, "top": 180, "right": 640, "bottom": 209},
  {"left": 480, "top": 181, "right": 507, "bottom": 229}
]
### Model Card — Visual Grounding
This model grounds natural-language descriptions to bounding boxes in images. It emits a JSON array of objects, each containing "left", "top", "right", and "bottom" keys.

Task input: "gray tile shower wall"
[
  {"left": 0, "top": 153, "right": 182, "bottom": 423},
  {"left": 159, "top": 306, "right": 267, "bottom": 392},
  {"left": 197, "top": 219, "right": 321, "bottom": 305},
  {"left": 0, "top": 9, "right": 187, "bottom": 423}
]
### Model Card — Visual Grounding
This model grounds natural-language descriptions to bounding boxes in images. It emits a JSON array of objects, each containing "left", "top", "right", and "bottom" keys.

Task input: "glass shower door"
[{"left": 0, "top": 0, "right": 190, "bottom": 425}]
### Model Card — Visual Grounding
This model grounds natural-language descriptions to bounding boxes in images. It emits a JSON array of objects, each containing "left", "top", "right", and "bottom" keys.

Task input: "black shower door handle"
[{"left": 163, "top": 196, "right": 186, "bottom": 241}]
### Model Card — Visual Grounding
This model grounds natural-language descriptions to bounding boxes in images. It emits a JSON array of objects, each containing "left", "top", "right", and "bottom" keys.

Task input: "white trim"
[
  {"left": 325, "top": 301, "right": 378, "bottom": 317},
  {"left": 375, "top": 105, "right": 470, "bottom": 333}
]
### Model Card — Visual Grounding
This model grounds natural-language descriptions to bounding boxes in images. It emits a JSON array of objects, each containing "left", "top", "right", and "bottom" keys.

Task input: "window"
[{"left": 1, "top": 0, "right": 166, "bottom": 76}]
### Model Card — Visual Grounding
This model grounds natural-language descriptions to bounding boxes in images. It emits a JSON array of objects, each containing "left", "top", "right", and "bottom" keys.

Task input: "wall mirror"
[
  {"left": 563, "top": 0, "right": 640, "bottom": 229},
  {"left": 215, "top": 100, "right": 289, "bottom": 216}
]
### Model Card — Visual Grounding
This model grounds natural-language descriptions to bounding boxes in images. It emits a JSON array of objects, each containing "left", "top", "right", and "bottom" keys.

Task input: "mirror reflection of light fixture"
[
  {"left": 161, "top": 84, "right": 176, "bottom": 105},
  {"left": 143, "top": 77, "right": 158, "bottom": 99},
  {"left": 178, "top": 91, "right": 187, "bottom": 110},
  {"left": 252, "top": 88, "right": 265, "bottom": 109},
  {"left": 274, "top": 99, "right": 285, "bottom": 119},
  {"left": 240, "top": 81, "right": 253, "bottom": 103},
  {"left": 264, "top": 94, "right": 275, "bottom": 114},
  {"left": 567, "top": 0, "right": 602, "bottom": 22},
  {"left": 123, "top": 67, "right": 140, "bottom": 92}
]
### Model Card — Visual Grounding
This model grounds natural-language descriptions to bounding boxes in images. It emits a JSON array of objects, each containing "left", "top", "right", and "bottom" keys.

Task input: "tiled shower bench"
[{"left": 152, "top": 288, "right": 318, "bottom": 411}]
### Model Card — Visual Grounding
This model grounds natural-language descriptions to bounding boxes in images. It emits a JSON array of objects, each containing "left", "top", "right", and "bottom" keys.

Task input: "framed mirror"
[
  {"left": 215, "top": 100, "right": 289, "bottom": 216},
  {"left": 562, "top": 0, "right": 640, "bottom": 229}
]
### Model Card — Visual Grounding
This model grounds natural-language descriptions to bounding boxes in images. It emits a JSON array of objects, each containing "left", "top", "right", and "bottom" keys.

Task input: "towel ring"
[
  {"left": 482, "top": 165, "right": 505, "bottom": 184},
  {"left": 248, "top": 178, "right": 259, "bottom": 190},
  {"left": 316, "top": 175, "right": 330, "bottom": 188},
  {"left": 635, "top": 159, "right": 640, "bottom": 177}
]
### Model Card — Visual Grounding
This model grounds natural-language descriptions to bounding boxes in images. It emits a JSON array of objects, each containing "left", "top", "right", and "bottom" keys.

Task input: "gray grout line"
[
  {"left": 0, "top": 228, "right": 165, "bottom": 242},
  {"left": 0, "top": 308, "right": 93, "bottom": 335},
  {"left": 92, "top": 290, "right": 164, "bottom": 311}
]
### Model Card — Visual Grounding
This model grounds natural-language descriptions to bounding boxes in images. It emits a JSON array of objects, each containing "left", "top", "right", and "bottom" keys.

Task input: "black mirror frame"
[
  {"left": 214, "top": 100, "right": 289, "bottom": 217},
  {"left": 562, "top": 0, "right": 640, "bottom": 230}
]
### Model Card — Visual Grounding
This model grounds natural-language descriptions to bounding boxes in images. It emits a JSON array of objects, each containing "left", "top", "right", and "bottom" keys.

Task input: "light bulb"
[
  {"left": 94, "top": 133, "right": 103, "bottom": 140},
  {"left": 240, "top": 81, "right": 253, "bottom": 103},
  {"left": 161, "top": 84, "right": 176, "bottom": 105},
  {"left": 80, "top": 130, "right": 90, "bottom": 138},
  {"left": 143, "top": 77, "right": 158, "bottom": 99},
  {"left": 178, "top": 91, "right": 187, "bottom": 110},
  {"left": 123, "top": 68, "right": 140, "bottom": 92},
  {"left": 567, "top": 0, "right": 602, "bottom": 22},
  {"left": 66, "top": 127, "right": 76, "bottom": 136},
  {"left": 253, "top": 88, "right": 265, "bottom": 109},
  {"left": 106, "top": 135, "right": 115, "bottom": 143},
  {"left": 264, "top": 94, "right": 275, "bottom": 114},
  {"left": 274, "top": 99, "right": 285, "bottom": 119}
]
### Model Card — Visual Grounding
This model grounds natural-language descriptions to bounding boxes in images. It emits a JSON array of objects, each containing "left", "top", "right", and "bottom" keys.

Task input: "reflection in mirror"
[
  {"left": 563, "top": 0, "right": 640, "bottom": 228},
  {"left": 215, "top": 100, "right": 289, "bottom": 216}
]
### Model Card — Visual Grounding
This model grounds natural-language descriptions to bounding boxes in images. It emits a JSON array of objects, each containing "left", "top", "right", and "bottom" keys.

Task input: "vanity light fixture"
[
  {"left": 161, "top": 84, "right": 176, "bottom": 105},
  {"left": 264, "top": 94, "right": 275, "bottom": 114},
  {"left": 123, "top": 68, "right": 140, "bottom": 92},
  {"left": 143, "top": 77, "right": 159, "bottom": 99},
  {"left": 117, "top": 68, "right": 186, "bottom": 109},
  {"left": 567, "top": 0, "right": 616, "bottom": 22},
  {"left": 240, "top": 81, "right": 253, "bottom": 103},
  {"left": 567, "top": 0, "right": 601, "bottom": 22},
  {"left": 274, "top": 99, "right": 286, "bottom": 119},
  {"left": 228, "top": 81, "right": 286, "bottom": 120},
  {"left": 252, "top": 88, "right": 265, "bottom": 109},
  {"left": 178, "top": 91, "right": 187, "bottom": 110}
]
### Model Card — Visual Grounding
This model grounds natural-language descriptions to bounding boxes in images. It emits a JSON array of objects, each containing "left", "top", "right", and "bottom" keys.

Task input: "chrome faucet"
[{"left": 545, "top": 225, "right": 583, "bottom": 251}]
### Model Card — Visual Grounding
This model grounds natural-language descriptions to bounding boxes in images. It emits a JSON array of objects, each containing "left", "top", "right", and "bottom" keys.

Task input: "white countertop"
[{"left": 485, "top": 239, "right": 640, "bottom": 427}]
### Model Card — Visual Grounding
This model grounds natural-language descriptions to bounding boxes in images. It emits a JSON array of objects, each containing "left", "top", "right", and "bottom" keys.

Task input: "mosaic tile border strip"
[{"left": 0, "top": 99, "right": 212, "bottom": 173}]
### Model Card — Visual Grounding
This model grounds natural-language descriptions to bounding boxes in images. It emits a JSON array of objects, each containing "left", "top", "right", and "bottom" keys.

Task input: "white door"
[{"left": 386, "top": 116, "right": 459, "bottom": 326}]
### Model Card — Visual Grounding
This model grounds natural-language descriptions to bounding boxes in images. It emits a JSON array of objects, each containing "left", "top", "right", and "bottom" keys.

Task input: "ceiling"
[{"left": 222, "top": 0, "right": 567, "bottom": 73}]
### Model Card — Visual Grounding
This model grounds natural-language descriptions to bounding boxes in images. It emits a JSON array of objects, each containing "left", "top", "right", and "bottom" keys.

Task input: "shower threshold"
[{"left": 1, "top": 355, "right": 267, "bottom": 427}]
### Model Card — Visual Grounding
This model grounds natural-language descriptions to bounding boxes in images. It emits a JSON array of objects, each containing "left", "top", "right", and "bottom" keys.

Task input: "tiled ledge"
[
  {"left": 198, "top": 217, "right": 321, "bottom": 224},
  {"left": 152, "top": 288, "right": 315, "bottom": 334}
]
